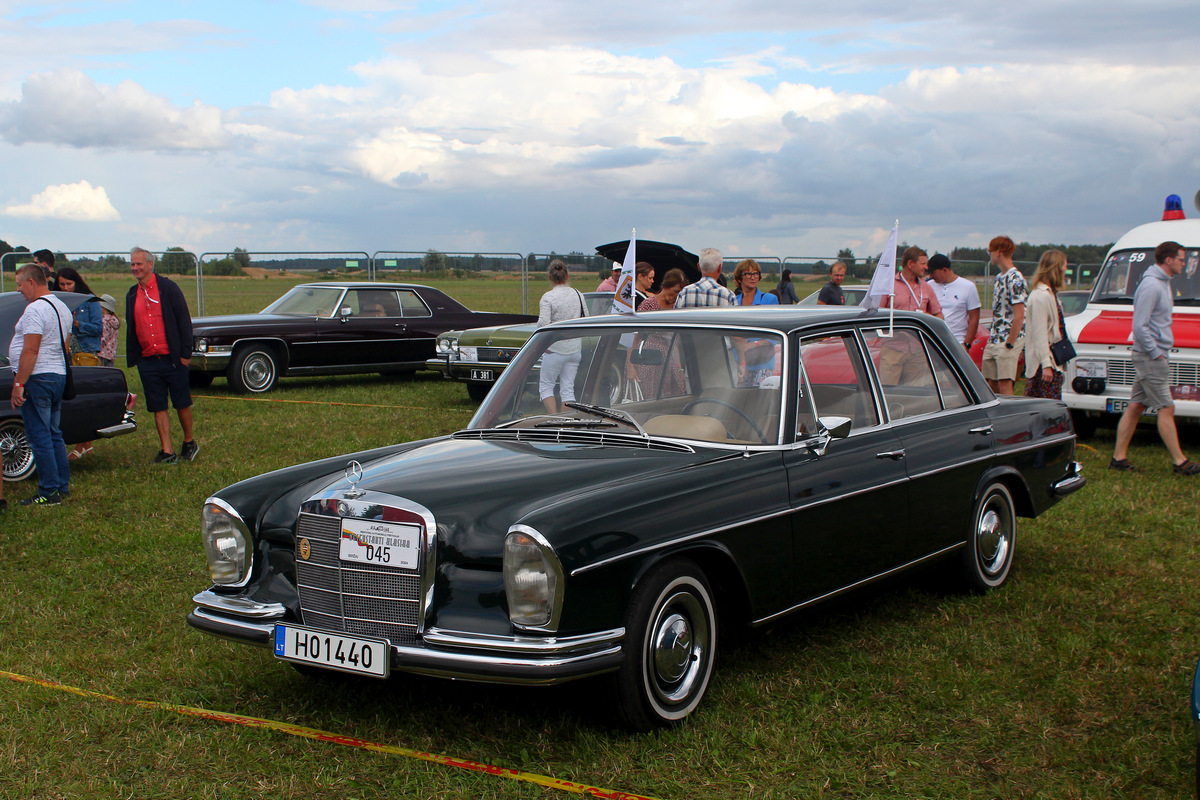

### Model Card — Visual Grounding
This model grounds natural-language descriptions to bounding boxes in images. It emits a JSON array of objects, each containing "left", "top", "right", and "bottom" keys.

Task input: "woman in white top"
[
  {"left": 1023, "top": 249, "right": 1067, "bottom": 399},
  {"left": 537, "top": 260, "right": 589, "bottom": 412}
]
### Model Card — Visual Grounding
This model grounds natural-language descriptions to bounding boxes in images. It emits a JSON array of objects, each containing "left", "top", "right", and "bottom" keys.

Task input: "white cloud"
[
  {"left": 0, "top": 69, "right": 234, "bottom": 151},
  {"left": 4, "top": 180, "right": 119, "bottom": 221}
]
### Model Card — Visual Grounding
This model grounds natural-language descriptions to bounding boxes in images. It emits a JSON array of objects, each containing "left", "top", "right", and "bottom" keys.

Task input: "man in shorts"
[
  {"left": 126, "top": 247, "right": 199, "bottom": 464},
  {"left": 981, "top": 236, "right": 1026, "bottom": 395},
  {"left": 1111, "top": 240, "right": 1198, "bottom": 475}
]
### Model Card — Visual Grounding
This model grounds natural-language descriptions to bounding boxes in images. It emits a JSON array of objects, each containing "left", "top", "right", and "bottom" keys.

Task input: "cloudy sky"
[{"left": 1, "top": 0, "right": 1198, "bottom": 262}]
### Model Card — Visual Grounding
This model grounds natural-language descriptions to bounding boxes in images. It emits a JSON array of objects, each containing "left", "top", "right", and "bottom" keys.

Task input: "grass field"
[{"left": 0, "top": 275, "right": 1197, "bottom": 799}]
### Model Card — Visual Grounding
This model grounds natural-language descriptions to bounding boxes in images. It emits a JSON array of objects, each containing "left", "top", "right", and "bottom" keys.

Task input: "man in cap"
[
  {"left": 927, "top": 253, "right": 981, "bottom": 348},
  {"left": 596, "top": 264, "right": 621, "bottom": 292}
]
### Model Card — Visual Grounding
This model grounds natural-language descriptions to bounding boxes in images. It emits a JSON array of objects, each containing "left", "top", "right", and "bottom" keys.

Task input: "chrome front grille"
[
  {"left": 294, "top": 512, "right": 421, "bottom": 644},
  {"left": 1102, "top": 358, "right": 1200, "bottom": 387},
  {"left": 478, "top": 347, "right": 521, "bottom": 363}
]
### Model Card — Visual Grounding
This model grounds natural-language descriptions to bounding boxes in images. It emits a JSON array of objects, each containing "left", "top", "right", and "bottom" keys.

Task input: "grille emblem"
[{"left": 297, "top": 538, "right": 311, "bottom": 560}]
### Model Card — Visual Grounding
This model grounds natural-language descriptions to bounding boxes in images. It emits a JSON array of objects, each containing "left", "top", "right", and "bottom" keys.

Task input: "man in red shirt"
[
  {"left": 125, "top": 247, "right": 198, "bottom": 464},
  {"left": 878, "top": 247, "right": 944, "bottom": 385}
]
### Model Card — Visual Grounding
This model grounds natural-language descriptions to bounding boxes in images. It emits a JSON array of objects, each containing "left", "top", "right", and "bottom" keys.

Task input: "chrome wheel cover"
[
  {"left": 241, "top": 352, "right": 276, "bottom": 392},
  {"left": 0, "top": 421, "right": 35, "bottom": 481},
  {"left": 976, "top": 494, "right": 1013, "bottom": 577},
  {"left": 645, "top": 586, "right": 711, "bottom": 707}
]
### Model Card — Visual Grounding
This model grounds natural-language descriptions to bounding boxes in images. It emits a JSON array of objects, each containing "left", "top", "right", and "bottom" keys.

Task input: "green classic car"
[{"left": 427, "top": 292, "right": 617, "bottom": 401}]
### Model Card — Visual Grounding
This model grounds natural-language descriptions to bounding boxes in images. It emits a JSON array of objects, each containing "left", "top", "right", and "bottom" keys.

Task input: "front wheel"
[
  {"left": 0, "top": 418, "right": 35, "bottom": 482},
  {"left": 228, "top": 346, "right": 279, "bottom": 394},
  {"left": 962, "top": 482, "right": 1017, "bottom": 593},
  {"left": 189, "top": 371, "right": 214, "bottom": 388},
  {"left": 610, "top": 558, "right": 717, "bottom": 731},
  {"left": 467, "top": 381, "right": 492, "bottom": 403}
]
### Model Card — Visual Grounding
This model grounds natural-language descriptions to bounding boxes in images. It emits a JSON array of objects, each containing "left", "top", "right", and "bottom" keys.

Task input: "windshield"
[
  {"left": 1090, "top": 248, "right": 1200, "bottom": 305},
  {"left": 471, "top": 325, "right": 785, "bottom": 445},
  {"left": 262, "top": 286, "right": 346, "bottom": 316}
]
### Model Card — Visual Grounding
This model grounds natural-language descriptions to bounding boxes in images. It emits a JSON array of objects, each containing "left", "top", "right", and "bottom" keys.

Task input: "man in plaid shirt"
[{"left": 676, "top": 248, "right": 735, "bottom": 308}]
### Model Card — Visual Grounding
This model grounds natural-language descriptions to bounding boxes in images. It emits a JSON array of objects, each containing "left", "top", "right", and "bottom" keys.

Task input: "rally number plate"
[
  {"left": 339, "top": 518, "right": 420, "bottom": 569},
  {"left": 274, "top": 624, "right": 390, "bottom": 678}
]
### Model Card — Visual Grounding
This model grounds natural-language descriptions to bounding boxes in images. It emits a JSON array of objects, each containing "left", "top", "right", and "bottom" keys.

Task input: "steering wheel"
[{"left": 681, "top": 397, "right": 768, "bottom": 443}]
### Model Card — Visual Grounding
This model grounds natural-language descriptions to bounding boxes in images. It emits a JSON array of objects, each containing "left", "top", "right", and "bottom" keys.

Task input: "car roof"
[
  {"left": 1108, "top": 219, "right": 1200, "bottom": 254},
  {"left": 560, "top": 305, "right": 925, "bottom": 333},
  {"left": 293, "top": 281, "right": 435, "bottom": 290}
]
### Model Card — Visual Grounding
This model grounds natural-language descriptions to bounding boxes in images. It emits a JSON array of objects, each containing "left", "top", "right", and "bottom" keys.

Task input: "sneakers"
[
  {"left": 152, "top": 450, "right": 179, "bottom": 465},
  {"left": 179, "top": 440, "right": 200, "bottom": 462},
  {"left": 1108, "top": 458, "right": 1140, "bottom": 472},
  {"left": 1174, "top": 459, "right": 1200, "bottom": 476},
  {"left": 21, "top": 492, "right": 62, "bottom": 506}
]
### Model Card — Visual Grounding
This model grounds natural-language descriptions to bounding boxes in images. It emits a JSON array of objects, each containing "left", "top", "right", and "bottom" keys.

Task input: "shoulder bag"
[
  {"left": 38, "top": 297, "right": 76, "bottom": 400},
  {"left": 1049, "top": 295, "right": 1075, "bottom": 367}
]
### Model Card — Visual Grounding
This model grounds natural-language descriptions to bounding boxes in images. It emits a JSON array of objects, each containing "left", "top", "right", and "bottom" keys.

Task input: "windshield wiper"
[
  {"left": 564, "top": 402, "right": 647, "bottom": 436},
  {"left": 1091, "top": 294, "right": 1132, "bottom": 304}
]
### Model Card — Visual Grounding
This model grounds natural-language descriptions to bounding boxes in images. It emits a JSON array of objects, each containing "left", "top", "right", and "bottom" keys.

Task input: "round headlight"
[
  {"left": 201, "top": 499, "right": 251, "bottom": 586},
  {"left": 503, "top": 527, "right": 563, "bottom": 630}
]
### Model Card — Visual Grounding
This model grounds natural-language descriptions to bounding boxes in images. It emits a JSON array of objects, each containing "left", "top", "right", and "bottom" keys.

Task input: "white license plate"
[
  {"left": 1106, "top": 398, "right": 1157, "bottom": 416},
  {"left": 273, "top": 624, "right": 390, "bottom": 677},
  {"left": 470, "top": 369, "right": 494, "bottom": 381},
  {"left": 339, "top": 518, "right": 420, "bottom": 569}
]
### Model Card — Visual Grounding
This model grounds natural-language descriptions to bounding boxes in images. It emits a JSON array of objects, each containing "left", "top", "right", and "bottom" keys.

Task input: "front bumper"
[
  {"left": 188, "top": 589, "right": 625, "bottom": 685},
  {"left": 191, "top": 352, "right": 232, "bottom": 372}
]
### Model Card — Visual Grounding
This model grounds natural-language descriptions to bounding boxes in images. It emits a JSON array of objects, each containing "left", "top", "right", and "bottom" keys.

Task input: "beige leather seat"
[{"left": 644, "top": 414, "right": 728, "bottom": 442}]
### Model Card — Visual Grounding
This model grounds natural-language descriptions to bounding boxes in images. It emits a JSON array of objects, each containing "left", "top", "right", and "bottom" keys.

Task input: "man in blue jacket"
[{"left": 125, "top": 247, "right": 198, "bottom": 464}]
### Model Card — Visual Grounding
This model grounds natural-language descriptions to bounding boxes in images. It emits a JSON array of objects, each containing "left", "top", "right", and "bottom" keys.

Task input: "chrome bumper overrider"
[
  {"left": 188, "top": 591, "right": 625, "bottom": 684},
  {"left": 1052, "top": 461, "right": 1086, "bottom": 497}
]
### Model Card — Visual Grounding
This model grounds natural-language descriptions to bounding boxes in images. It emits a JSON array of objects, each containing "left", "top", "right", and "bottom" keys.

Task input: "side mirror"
[
  {"left": 339, "top": 306, "right": 353, "bottom": 318},
  {"left": 818, "top": 416, "right": 852, "bottom": 440}
]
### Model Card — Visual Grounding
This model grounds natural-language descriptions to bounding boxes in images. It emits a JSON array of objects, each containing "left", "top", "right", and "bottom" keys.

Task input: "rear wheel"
[
  {"left": 1070, "top": 410, "right": 1097, "bottom": 440},
  {"left": 0, "top": 418, "right": 35, "bottom": 482},
  {"left": 962, "top": 482, "right": 1017, "bottom": 593},
  {"left": 610, "top": 558, "right": 717, "bottom": 730},
  {"left": 228, "top": 346, "right": 279, "bottom": 394}
]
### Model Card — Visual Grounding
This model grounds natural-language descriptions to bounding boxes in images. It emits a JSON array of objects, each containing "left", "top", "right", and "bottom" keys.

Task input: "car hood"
[
  {"left": 456, "top": 322, "right": 538, "bottom": 346},
  {"left": 243, "top": 434, "right": 741, "bottom": 569},
  {"left": 192, "top": 313, "right": 315, "bottom": 330}
]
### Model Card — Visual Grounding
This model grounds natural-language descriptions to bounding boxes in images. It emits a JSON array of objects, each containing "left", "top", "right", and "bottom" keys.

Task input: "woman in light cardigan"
[{"left": 1023, "top": 249, "right": 1068, "bottom": 399}]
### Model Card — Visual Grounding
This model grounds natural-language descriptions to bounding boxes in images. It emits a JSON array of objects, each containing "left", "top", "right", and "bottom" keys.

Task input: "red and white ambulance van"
[{"left": 1063, "top": 199, "right": 1200, "bottom": 438}]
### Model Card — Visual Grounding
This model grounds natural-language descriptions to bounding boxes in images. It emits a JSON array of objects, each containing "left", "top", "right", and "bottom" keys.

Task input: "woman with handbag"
[
  {"left": 55, "top": 268, "right": 103, "bottom": 366},
  {"left": 1023, "top": 249, "right": 1069, "bottom": 399}
]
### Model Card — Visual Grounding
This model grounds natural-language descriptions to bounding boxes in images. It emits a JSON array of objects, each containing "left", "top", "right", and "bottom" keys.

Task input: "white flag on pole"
[
  {"left": 612, "top": 228, "right": 637, "bottom": 315},
  {"left": 861, "top": 220, "right": 899, "bottom": 311}
]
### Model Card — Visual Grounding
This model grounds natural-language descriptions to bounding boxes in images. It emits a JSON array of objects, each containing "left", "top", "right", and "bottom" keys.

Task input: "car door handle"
[
  {"left": 969, "top": 425, "right": 993, "bottom": 436},
  {"left": 876, "top": 450, "right": 905, "bottom": 460},
  {"left": 394, "top": 324, "right": 407, "bottom": 330}
]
